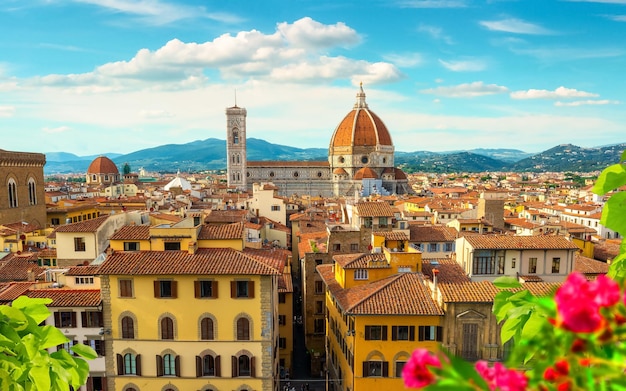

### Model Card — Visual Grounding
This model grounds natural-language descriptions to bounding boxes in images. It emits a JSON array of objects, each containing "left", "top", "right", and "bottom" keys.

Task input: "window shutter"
[
  {"left": 156, "top": 355, "right": 163, "bottom": 377},
  {"left": 212, "top": 281, "right": 218, "bottom": 298},
  {"left": 382, "top": 325, "right": 388, "bottom": 341},
  {"left": 250, "top": 356, "right": 256, "bottom": 378},
  {"left": 418, "top": 326, "right": 425, "bottom": 341},
  {"left": 436, "top": 326, "right": 443, "bottom": 342},
  {"left": 248, "top": 281, "right": 255, "bottom": 298},
  {"left": 136, "top": 354, "right": 142, "bottom": 376},
  {"left": 175, "top": 355, "right": 181, "bottom": 377},
  {"left": 154, "top": 280, "right": 160, "bottom": 298},
  {"left": 194, "top": 281, "right": 200, "bottom": 298},
  {"left": 382, "top": 361, "right": 389, "bottom": 377},
  {"left": 216, "top": 356, "right": 221, "bottom": 377},
  {"left": 391, "top": 326, "right": 397, "bottom": 341},
  {"left": 409, "top": 326, "right": 415, "bottom": 341},
  {"left": 116, "top": 354, "right": 124, "bottom": 375},
  {"left": 98, "top": 311, "right": 104, "bottom": 327},
  {"left": 230, "top": 281, "right": 236, "bottom": 298},
  {"left": 81, "top": 312, "right": 87, "bottom": 327},
  {"left": 86, "top": 376, "right": 93, "bottom": 391},
  {"left": 362, "top": 361, "right": 370, "bottom": 378},
  {"left": 232, "top": 356, "right": 237, "bottom": 377},
  {"left": 364, "top": 326, "right": 371, "bottom": 340},
  {"left": 71, "top": 312, "right": 77, "bottom": 328},
  {"left": 171, "top": 281, "right": 178, "bottom": 299},
  {"left": 54, "top": 312, "right": 60, "bottom": 327},
  {"left": 196, "top": 356, "right": 202, "bottom": 377}
]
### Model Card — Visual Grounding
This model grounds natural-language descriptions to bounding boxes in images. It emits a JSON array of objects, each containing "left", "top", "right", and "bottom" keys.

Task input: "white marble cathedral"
[{"left": 225, "top": 85, "right": 411, "bottom": 197}]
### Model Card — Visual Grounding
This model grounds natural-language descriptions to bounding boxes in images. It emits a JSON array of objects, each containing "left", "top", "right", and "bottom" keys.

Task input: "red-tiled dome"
[
  {"left": 329, "top": 85, "right": 393, "bottom": 149},
  {"left": 87, "top": 156, "right": 119, "bottom": 174},
  {"left": 353, "top": 167, "right": 378, "bottom": 180},
  {"left": 333, "top": 167, "right": 348, "bottom": 175},
  {"left": 394, "top": 168, "right": 408, "bottom": 180}
]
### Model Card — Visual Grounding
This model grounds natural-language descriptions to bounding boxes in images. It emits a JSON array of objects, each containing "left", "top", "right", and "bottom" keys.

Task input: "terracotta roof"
[
  {"left": 372, "top": 231, "right": 409, "bottom": 241},
  {"left": 410, "top": 225, "right": 458, "bottom": 242},
  {"left": 198, "top": 223, "right": 244, "bottom": 240},
  {"left": 27, "top": 289, "right": 101, "bottom": 307},
  {"left": 109, "top": 225, "right": 150, "bottom": 240},
  {"left": 98, "top": 249, "right": 281, "bottom": 276},
  {"left": 0, "top": 253, "right": 45, "bottom": 282},
  {"left": 421, "top": 258, "right": 470, "bottom": 284},
  {"left": 0, "top": 221, "right": 41, "bottom": 233},
  {"left": 318, "top": 264, "right": 442, "bottom": 315},
  {"left": 0, "top": 282, "right": 36, "bottom": 303},
  {"left": 394, "top": 168, "right": 408, "bottom": 180},
  {"left": 204, "top": 209, "right": 248, "bottom": 224},
  {"left": 244, "top": 248, "right": 289, "bottom": 273},
  {"left": 65, "top": 265, "right": 101, "bottom": 276},
  {"left": 278, "top": 273, "right": 293, "bottom": 293},
  {"left": 463, "top": 235, "right": 580, "bottom": 250},
  {"left": 333, "top": 167, "right": 348, "bottom": 175},
  {"left": 37, "top": 248, "right": 57, "bottom": 258},
  {"left": 334, "top": 253, "right": 387, "bottom": 269},
  {"left": 353, "top": 167, "right": 378, "bottom": 180},
  {"left": 574, "top": 253, "right": 609, "bottom": 275},
  {"left": 54, "top": 215, "right": 109, "bottom": 233},
  {"left": 438, "top": 282, "right": 500, "bottom": 302},
  {"left": 355, "top": 201, "right": 395, "bottom": 217},
  {"left": 87, "top": 156, "right": 119, "bottom": 174}
]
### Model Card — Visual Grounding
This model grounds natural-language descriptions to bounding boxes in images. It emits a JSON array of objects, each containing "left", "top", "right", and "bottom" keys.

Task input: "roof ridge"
[{"left": 345, "top": 273, "right": 403, "bottom": 312}]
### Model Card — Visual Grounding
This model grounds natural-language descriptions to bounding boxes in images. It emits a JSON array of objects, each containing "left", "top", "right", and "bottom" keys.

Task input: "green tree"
[
  {"left": 0, "top": 296, "right": 96, "bottom": 390},
  {"left": 123, "top": 163, "right": 131, "bottom": 175}
]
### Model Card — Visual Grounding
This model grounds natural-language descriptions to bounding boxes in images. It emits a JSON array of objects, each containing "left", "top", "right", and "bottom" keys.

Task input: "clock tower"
[{"left": 225, "top": 104, "right": 247, "bottom": 190}]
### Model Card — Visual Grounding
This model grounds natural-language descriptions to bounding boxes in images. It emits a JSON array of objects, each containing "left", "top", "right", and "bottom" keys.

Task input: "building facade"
[{"left": 0, "top": 149, "right": 46, "bottom": 227}]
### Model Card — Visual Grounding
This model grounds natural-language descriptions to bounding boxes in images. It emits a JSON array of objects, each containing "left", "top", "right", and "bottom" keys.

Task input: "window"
[
  {"left": 498, "top": 256, "right": 505, "bottom": 274},
  {"left": 363, "top": 361, "right": 388, "bottom": 377},
  {"left": 7, "top": 179, "right": 17, "bottom": 208},
  {"left": 197, "top": 354, "right": 219, "bottom": 377},
  {"left": 314, "top": 319, "right": 325, "bottom": 334},
  {"left": 195, "top": 280, "right": 217, "bottom": 298},
  {"left": 233, "top": 355, "right": 253, "bottom": 377},
  {"left": 271, "top": 205, "right": 280, "bottom": 211},
  {"left": 124, "top": 242, "right": 139, "bottom": 251},
  {"left": 161, "top": 317, "right": 174, "bottom": 340},
  {"left": 51, "top": 218, "right": 60, "bottom": 225},
  {"left": 552, "top": 257, "right": 561, "bottom": 273},
  {"left": 236, "top": 318, "right": 250, "bottom": 340},
  {"left": 28, "top": 178, "right": 37, "bottom": 205},
  {"left": 364, "top": 325, "right": 387, "bottom": 340},
  {"left": 314, "top": 280, "right": 324, "bottom": 294},
  {"left": 444, "top": 243, "right": 453, "bottom": 252},
  {"left": 121, "top": 316, "right": 134, "bottom": 339},
  {"left": 529, "top": 257, "right": 538, "bottom": 274},
  {"left": 154, "top": 280, "right": 177, "bottom": 298},
  {"left": 363, "top": 217, "right": 373, "bottom": 228},
  {"left": 350, "top": 243, "right": 359, "bottom": 251},
  {"left": 392, "top": 325, "right": 415, "bottom": 341},
  {"left": 473, "top": 251, "right": 495, "bottom": 274},
  {"left": 54, "top": 311, "right": 77, "bottom": 328},
  {"left": 200, "top": 318, "right": 214, "bottom": 340},
  {"left": 379, "top": 217, "right": 388, "bottom": 227},
  {"left": 418, "top": 326, "right": 443, "bottom": 341},
  {"left": 86, "top": 338, "right": 105, "bottom": 356},
  {"left": 75, "top": 277, "right": 94, "bottom": 285},
  {"left": 119, "top": 279, "right": 134, "bottom": 297},
  {"left": 231, "top": 281, "right": 254, "bottom": 298},
  {"left": 278, "top": 293, "right": 286, "bottom": 303},
  {"left": 279, "top": 337, "right": 287, "bottom": 349},
  {"left": 74, "top": 237, "right": 86, "bottom": 252},
  {"left": 332, "top": 243, "right": 341, "bottom": 251},
  {"left": 361, "top": 156, "right": 368, "bottom": 164},
  {"left": 163, "top": 354, "right": 177, "bottom": 376},
  {"left": 116, "top": 353, "right": 140, "bottom": 376},
  {"left": 164, "top": 242, "right": 181, "bottom": 251},
  {"left": 233, "top": 131, "right": 239, "bottom": 144},
  {"left": 354, "top": 269, "right": 368, "bottom": 280},
  {"left": 81, "top": 311, "right": 103, "bottom": 328},
  {"left": 315, "top": 300, "right": 324, "bottom": 314},
  {"left": 428, "top": 243, "right": 438, "bottom": 252},
  {"left": 279, "top": 315, "right": 286, "bottom": 326},
  {"left": 395, "top": 361, "right": 407, "bottom": 377}
]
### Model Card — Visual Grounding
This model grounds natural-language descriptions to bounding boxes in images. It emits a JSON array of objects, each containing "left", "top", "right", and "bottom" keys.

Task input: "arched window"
[
  {"left": 233, "top": 131, "right": 239, "bottom": 144},
  {"left": 236, "top": 318, "right": 250, "bottom": 341},
  {"left": 124, "top": 353, "right": 137, "bottom": 375},
  {"left": 163, "top": 354, "right": 176, "bottom": 376},
  {"left": 203, "top": 355, "right": 215, "bottom": 376},
  {"left": 7, "top": 178, "right": 17, "bottom": 208},
  {"left": 236, "top": 154, "right": 240, "bottom": 163},
  {"left": 200, "top": 318, "right": 214, "bottom": 340},
  {"left": 28, "top": 178, "right": 36, "bottom": 205},
  {"left": 238, "top": 355, "right": 250, "bottom": 376},
  {"left": 161, "top": 317, "right": 174, "bottom": 340},
  {"left": 121, "top": 316, "right": 134, "bottom": 339}
]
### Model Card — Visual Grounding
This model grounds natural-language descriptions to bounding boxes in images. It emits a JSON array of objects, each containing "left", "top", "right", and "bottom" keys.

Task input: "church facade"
[{"left": 225, "top": 86, "right": 411, "bottom": 197}]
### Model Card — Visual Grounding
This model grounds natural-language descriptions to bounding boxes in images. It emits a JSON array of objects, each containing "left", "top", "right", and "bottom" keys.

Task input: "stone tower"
[{"left": 225, "top": 104, "right": 248, "bottom": 190}]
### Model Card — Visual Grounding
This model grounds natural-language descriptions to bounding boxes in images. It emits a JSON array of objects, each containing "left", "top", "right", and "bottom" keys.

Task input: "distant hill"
[{"left": 43, "top": 139, "right": 626, "bottom": 175}]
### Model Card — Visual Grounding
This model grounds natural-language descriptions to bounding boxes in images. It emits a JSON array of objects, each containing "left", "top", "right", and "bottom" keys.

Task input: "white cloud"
[
  {"left": 511, "top": 86, "right": 599, "bottom": 100},
  {"left": 421, "top": 81, "right": 508, "bottom": 97},
  {"left": 511, "top": 46, "right": 623, "bottom": 61},
  {"left": 42, "top": 126, "right": 71, "bottom": 134},
  {"left": 555, "top": 99, "right": 620, "bottom": 106},
  {"left": 606, "top": 14, "right": 626, "bottom": 21},
  {"left": 139, "top": 109, "right": 175, "bottom": 118},
  {"left": 382, "top": 53, "right": 423, "bottom": 67},
  {"left": 479, "top": 18, "right": 553, "bottom": 35},
  {"left": 277, "top": 17, "right": 360, "bottom": 49},
  {"left": 439, "top": 59, "right": 487, "bottom": 72},
  {"left": 396, "top": 0, "right": 468, "bottom": 8},
  {"left": 0, "top": 106, "right": 15, "bottom": 117},
  {"left": 418, "top": 24, "right": 454, "bottom": 44}
]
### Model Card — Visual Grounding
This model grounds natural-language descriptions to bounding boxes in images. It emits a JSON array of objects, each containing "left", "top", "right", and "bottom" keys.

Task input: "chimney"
[
  {"left": 188, "top": 241, "right": 197, "bottom": 255},
  {"left": 106, "top": 247, "right": 115, "bottom": 256},
  {"left": 432, "top": 268, "right": 439, "bottom": 300},
  {"left": 27, "top": 268, "right": 35, "bottom": 282}
]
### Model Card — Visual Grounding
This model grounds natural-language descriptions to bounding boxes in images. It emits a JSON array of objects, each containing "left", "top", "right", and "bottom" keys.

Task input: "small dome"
[
  {"left": 394, "top": 168, "right": 408, "bottom": 180},
  {"left": 87, "top": 156, "right": 119, "bottom": 174},
  {"left": 329, "top": 85, "right": 393, "bottom": 149},
  {"left": 354, "top": 167, "right": 378, "bottom": 180},
  {"left": 333, "top": 167, "right": 348, "bottom": 175}
]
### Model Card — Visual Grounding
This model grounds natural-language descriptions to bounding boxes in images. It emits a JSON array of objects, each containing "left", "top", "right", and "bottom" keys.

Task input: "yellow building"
[
  {"left": 318, "top": 235, "right": 444, "bottom": 391},
  {"left": 46, "top": 199, "right": 101, "bottom": 227},
  {"left": 98, "top": 247, "right": 281, "bottom": 391}
]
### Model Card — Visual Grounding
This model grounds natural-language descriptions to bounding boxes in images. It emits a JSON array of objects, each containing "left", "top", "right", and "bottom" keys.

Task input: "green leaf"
[
  {"left": 501, "top": 315, "right": 521, "bottom": 344},
  {"left": 28, "top": 362, "right": 51, "bottom": 391},
  {"left": 593, "top": 163, "right": 626, "bottom": 196},
  {"left": 70, "top": 343, "right": 97, "bottom": 360},
  {"left": 493, "top": 276, "right": 522, "bottom": 289},
  {"left": 521, "top": 312, "right": 546, "bottom": 340},
  {"left": 601, "top": 192, "right": 626, "bottom": 235},
  {"left": 39, "top": 326, "right": 68, "bottom": 350},
  {"left": 11, "top": 296, "right": 52, "bottom": 310}
]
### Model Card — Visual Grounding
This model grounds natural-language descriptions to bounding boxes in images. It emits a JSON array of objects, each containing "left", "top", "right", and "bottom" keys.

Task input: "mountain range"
[{"left": 43, "top": 138, "right": 626, "bottom": 175}]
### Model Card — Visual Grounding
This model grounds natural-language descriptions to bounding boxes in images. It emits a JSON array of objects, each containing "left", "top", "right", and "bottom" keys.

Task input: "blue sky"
[{"left": 1, "top": 0, "right": 625, "bottom": 156}]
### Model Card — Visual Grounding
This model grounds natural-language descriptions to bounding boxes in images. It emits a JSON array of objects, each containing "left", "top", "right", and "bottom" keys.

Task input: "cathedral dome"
[
  {"left": 353, "top": 167, "right": 378, "bottom": 180},
  {"left": 329, "top": 85, "right": 393, "bottom": 149},
  {"left": 87, "top": 156, "right": 119, "bottom": 174}
]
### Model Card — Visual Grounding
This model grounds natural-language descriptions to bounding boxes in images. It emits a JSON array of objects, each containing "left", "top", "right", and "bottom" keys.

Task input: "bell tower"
[{"left": 225, "top": 104, "right": 247, "bottom": 190}]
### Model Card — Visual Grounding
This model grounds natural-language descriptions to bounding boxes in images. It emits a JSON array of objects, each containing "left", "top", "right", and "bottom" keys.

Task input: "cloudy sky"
[{"left": 1, "top": 0, "right": 625, "bottom": 156}]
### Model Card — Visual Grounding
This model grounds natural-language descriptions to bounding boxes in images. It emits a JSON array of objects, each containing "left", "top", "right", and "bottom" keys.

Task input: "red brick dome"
[
  {"left": 87, "top": 156, "right": 119, "bottom": 174},
  {"left": 353, "top": 167, "right": 378, "bottom": 180}
]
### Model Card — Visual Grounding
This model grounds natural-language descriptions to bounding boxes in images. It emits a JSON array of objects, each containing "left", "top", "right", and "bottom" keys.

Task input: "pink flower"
[
  {"left": 402, "top": 349, "right": 441, "bottom": 388},
  {"left": 475, "top": 361, "right": 528, "bottom": 391},
  {"left": 591, "top": 274, "right": 620, "bottom": 307}
]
